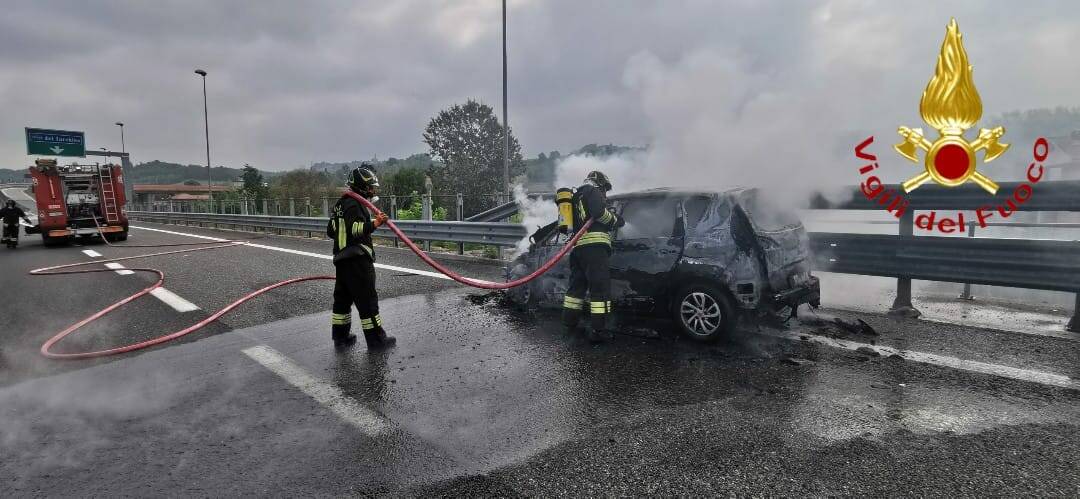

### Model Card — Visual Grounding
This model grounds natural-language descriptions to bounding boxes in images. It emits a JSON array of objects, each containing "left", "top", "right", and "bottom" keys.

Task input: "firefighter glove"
[{"left": 373, "top": 212, "right": 389, "bottom": 228}]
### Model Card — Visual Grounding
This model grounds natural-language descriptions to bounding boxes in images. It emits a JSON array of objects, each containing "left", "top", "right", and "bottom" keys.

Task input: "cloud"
[{"left": 0, "top": 0, "right": 1077, "bottom": 177}]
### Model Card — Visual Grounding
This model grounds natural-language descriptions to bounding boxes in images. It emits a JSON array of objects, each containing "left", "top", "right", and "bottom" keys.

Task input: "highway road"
[{"left": 1, "top": 221, "right": 1079, "bottom": 495}]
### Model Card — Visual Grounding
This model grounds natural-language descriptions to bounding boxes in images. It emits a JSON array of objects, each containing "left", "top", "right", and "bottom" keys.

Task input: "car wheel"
[{"left": 672, "top": 284, "right": 736, "bottom": 342}]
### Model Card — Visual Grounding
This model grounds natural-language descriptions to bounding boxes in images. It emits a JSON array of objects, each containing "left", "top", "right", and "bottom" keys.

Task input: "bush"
[{"left": 396, "top": 196, "right": 447, "bottom": 221}]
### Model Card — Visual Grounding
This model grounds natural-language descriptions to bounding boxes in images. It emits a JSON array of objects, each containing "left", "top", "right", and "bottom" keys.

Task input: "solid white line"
[
  {"left": 149, "top": 287, "right": 200, "bottom": 313},
  {"left": 241, "top": 345, "right": 389, "bottom": 435},
  {"left": 764, "top": 329, "right": 1080, "bottom": 391},
  {"left": 82, "top": 249, "right": 103, "bottom": 258},
  {"left": 130, "top": 224, "right": 495, "bottom": 284},
  {"left": 104, "top": 262, "right": 135, "bottom": 275}
]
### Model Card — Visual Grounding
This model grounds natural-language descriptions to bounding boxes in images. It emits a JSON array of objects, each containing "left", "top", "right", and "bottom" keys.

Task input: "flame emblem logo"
[{"left": 894, "top": 19, "right": 1008, "bottom": 194}]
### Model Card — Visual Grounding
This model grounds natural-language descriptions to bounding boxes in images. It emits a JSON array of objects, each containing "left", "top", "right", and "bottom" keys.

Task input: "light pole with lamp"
[
  {"left": 195, "top": 69, "right": 213, "bottom": 212},
  {"left": 115, "top": 122, "right": 125, "bottom": 153}
]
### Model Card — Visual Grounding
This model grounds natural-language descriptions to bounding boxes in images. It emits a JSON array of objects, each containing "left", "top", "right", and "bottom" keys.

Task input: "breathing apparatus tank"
[{"left": 555, "top": 187, "right": 574, "bottom": 234}]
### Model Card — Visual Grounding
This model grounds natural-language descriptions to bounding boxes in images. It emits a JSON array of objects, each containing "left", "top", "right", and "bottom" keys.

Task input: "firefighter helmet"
[
  {"left": 347, "top": 163, "right": 379, "bottom": 196},
  {"left": 585, "top": 170, "right": 612, "bottom": 192}
]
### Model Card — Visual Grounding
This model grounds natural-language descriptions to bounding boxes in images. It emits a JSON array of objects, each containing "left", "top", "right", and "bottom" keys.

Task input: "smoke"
[{"left": 512, "top": 184, "right": 556, "bottom": 255}]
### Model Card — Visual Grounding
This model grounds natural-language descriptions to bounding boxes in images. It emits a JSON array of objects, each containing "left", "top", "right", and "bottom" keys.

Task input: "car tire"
[{"left": 672, "top": 284, "right": 736, "bottom": 342}]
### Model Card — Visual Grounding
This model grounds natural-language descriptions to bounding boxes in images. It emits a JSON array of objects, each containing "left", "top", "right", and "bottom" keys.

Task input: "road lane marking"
[
  {"left": 104, "top": 262, "right": 135, "bottom": 275},
  {"left": 149, "top": 287, "right": 200, "bottom": 312},
  {"left": 241, "top": 345, "right": 389, "bottom": 436},
  {"left": 130, "top": 224, "right": 495, "bottom": 284},
  {"left": 82, "top": 249, "right": 103, "bottom": 258},
  {"left": 763, "top": 328, "right": 1080, "bottom": 391}
]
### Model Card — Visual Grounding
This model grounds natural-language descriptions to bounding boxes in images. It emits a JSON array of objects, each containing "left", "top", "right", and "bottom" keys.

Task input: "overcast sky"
[{"left": 2, "top": 0, "right": 1079, "bottom": 174}]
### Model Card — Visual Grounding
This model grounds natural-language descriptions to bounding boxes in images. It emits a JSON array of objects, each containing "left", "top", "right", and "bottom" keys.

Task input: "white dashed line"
[
  {"left": 763, "top": 328, "right": 1080, "bottom": 391},
  {"left": 149, "top": 287, "right": 200, "bottom": 313},
  {"left": 130, "top": 224, "right": 494, "bottom": 284},
  {"left": 104, "top": 262, "right": 135, "bottom": 275},
  {"left": 241, "top": 345, "right": 389, "bottom": 435},
  {"left": 82, "top": 249, "right": 103, "bottom": 258}
]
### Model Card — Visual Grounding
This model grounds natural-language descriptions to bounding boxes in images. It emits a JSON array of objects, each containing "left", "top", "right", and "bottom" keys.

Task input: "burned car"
[{"left": 506, "top": 188, "right": 820, "bottom": 341}]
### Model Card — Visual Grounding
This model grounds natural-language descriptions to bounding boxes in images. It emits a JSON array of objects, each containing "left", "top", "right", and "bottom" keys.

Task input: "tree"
[
  {"left": 383, "top": 167, "right": 428, "bottom": 207},
  {"left": 269, "top": 170, "right": 340, "bottom": 201},
  {"left": 239, "top": 164, "right": 268, "bottom": 200},
  {"left": 422, "top": 99, "right": 525, "bottom": 215}
]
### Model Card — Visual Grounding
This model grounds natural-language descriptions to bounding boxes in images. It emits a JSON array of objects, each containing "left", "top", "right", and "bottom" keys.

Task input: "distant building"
[{"left": 131, "top": 184, "right": 232, "bottom": 204}]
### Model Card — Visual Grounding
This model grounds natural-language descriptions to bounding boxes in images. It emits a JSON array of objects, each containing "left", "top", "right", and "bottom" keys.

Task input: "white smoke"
[
  {"left": 544, "top": 47, "right": 871, "bottom": 209},
  {"left": 511, "top": 184, "right": 557, "bottom": 255}
]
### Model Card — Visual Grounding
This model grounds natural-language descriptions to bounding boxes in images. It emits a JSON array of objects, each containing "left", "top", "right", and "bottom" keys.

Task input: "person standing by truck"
[
  {"left": 1, "top": 200, "right": 32, "bottom": 248},
  {"left": 561, "top": 170, "right": 624, "bottom": 343},
  {"left": 326, "top": 164, "right": 395, "bottom": 350}
]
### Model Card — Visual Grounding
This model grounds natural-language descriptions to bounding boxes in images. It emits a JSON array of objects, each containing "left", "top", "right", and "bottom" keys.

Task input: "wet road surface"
[
  {"left": 2, "top": 218, "right": 1079, "bottom": 495},
  {"left": 2, "top": 286, "right": 1078, "bottom": 496}
]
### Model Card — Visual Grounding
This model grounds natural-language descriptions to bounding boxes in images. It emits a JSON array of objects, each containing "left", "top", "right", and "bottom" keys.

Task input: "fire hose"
[{"left": 36, "top": 197, "right": 589, "bottom": 359}]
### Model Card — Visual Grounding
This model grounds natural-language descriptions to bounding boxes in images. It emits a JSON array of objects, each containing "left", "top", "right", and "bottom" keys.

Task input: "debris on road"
[
  {"left": 833, "top": 317, "right": 878, "bottom": 336},
  {"left": 781, "top": 355, "right": 815, "bottom": 366},
  {"left": 855, "top": 346, "right": 881, "bottom": 357}
]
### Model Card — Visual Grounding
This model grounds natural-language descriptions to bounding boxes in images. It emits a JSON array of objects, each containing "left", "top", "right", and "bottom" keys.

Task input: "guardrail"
[
  {"left": 129, "top": 179, "right": 1080, "bottom": 332},
  {"left": 127, "top": 211, "right": 527, "bottom": 247}
]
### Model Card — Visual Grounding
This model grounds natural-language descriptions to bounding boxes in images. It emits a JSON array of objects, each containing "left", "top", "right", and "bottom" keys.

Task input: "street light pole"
[
  {"left": 115, "top": 122, "right": 125, "bottom": 154},
  {"left": 195, "top": 69, "right": 212, "bottom": 212},
  {"left": 502, "top": 0, "right": 510, "bottom": 202}
]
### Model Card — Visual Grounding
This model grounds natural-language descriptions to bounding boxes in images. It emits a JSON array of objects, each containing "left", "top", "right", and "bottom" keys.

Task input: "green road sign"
[{"left": 25, "top": 128, "right": 85, "bottom": 157}]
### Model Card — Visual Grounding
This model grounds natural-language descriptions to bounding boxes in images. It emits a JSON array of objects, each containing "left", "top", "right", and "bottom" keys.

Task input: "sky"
[{"left": 2, "top": 0, "right": 1079, "bottom": 179}]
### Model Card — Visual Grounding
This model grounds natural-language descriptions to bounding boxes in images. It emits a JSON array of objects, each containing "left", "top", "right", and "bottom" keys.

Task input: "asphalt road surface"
[{"left": 1, "top": 221, "right": 1079, "bottom": 496}]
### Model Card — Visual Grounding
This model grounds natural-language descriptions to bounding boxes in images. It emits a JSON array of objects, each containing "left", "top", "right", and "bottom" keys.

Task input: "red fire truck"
[{"left": 29, "top": 158, "right": 128, "bottom": 245}]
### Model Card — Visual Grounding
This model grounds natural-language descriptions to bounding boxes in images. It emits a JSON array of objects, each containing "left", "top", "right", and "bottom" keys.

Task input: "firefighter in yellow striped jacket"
[
  {"left": 561, "top": 170, "right": 624, "bottom": 343},
  {"left": 326, "top": 164, "right": 394, "bottom": 350}
]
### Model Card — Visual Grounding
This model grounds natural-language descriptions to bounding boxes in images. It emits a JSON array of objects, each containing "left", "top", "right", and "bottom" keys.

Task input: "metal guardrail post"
[
  {"left": 289, "top": 198, "right": 295, "bottom": 217},
  {"left": 959, "top": 221, "right": 977, "bottom": 300},
  {"left": 422, "top": 194, "right": 432, "bottom": 251},
  {"left": 390, "top": 196, "right": 399, "bottom": 248},
  {"left": 262, "top": 199, "right": 268, "bottom": 215},
  {"left": 889, "top": 209, "right": 921, "bottom": 318},
  {"left": 457, "top": 193, "right": 465, "bottom": 255},
  {"left": 1068, "top": 294, "right": 1080, "bottom": 333},
  {"left": 322, "top": 197, "right": 329, "bottom": 217}
]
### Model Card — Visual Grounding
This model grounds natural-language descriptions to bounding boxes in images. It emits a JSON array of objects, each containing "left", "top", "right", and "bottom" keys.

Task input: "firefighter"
[
  {"left": 326, "top": 164, "right": 395, "bottom": 350},
  {"left": 1, "top": 200, "right": 31, "bottom": 249},
  {"left": 561, "top": 170, "right": 624, "bottom": 343}
]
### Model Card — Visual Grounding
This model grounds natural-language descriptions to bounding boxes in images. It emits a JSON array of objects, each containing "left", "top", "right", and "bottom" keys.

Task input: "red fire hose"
[
  {"left": 344, "top": 191, "right": 590, "bottom": 289},
  {"left": 36, "top": 199, "right": 589, "bottom": 359}
]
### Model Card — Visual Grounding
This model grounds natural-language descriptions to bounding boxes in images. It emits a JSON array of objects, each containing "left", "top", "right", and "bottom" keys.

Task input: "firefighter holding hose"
[
  {"left": 326, "top": 164, "right": 395, "bottom": 350},
  {"left": 1, "top": 200, "right": 31, "bottom": 249},
  {"left": 562, "top": 170, "right": 624, "bottom": 343}
]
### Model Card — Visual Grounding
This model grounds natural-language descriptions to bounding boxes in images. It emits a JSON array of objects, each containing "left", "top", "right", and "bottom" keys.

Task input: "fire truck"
[{"left": 28, "top": 158, "right": 128, "bottom": 245}]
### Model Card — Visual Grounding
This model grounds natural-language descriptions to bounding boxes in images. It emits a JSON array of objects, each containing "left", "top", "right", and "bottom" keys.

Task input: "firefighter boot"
[
  {"left": 588, "top": 303, "right": 613, "bottom": 344},
  {"left": 562, "top": 295, "right": 585, "bottom": 334},
  {"left": 332, "top": 323, "right": 357, "bottom": 350},
  {"left": 364, "top": 326, "right": 397, "bottom": 350},
  {"left": 562, "top": 308, "right": 583, "bottom": 334}
]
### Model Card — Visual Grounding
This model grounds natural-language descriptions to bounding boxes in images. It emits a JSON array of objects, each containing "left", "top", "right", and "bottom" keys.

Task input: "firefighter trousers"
[
  {"left": 331, "top": 256, "right": 383, "bottom": 337},
  {"left": 2, "top": 222, "right": 18, "bottom": 243},
  {"left": 561, "top": 243, "right": 613, "bottom": 331}
]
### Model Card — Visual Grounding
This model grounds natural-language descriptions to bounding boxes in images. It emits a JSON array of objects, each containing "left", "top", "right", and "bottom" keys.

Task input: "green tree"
[
  {"left": 383, "top": 167, "right": 428, "bottom": 206},
  {"left": 422, "top": 99, "right": 525, "bottom": 215},
  {"left": 239, "top": 164, "right": 269, "bottom": 200},
  {"left": 270, "top": 170, "right": 340, "bottom": 201}
]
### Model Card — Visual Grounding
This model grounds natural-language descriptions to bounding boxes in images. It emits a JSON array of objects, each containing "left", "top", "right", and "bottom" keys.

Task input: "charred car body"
[{"left": 506, "top": 188, "right": 820, "bottom": 341}]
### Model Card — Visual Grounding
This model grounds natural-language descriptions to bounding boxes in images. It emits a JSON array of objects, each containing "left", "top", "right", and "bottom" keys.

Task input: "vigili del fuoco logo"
[{"left": 853, "top": 18, "right": 1049, "bottom": 233}]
